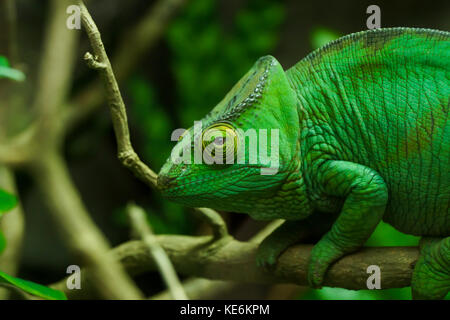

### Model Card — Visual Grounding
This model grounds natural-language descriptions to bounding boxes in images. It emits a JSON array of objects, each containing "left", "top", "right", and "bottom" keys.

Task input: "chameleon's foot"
[
  {"left": 255, "top": 219, "right": 322, "bottom": 271},
  {"left": 255, "top": 223, "right": 304, "bottom": 270},
  {"left": 307, "top": 234, "right": 352, "bottom": 288},
  {"left": 255, "top": 239, "right": 283, "bottom": 270},
  {"left": 412, "top": 237, "right": 450, "bottom": 299}
]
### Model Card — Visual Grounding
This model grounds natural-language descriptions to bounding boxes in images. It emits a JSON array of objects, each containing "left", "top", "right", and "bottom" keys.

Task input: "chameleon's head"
[{"left": 157, "top": 56, "right": 302, "bottom": 218}]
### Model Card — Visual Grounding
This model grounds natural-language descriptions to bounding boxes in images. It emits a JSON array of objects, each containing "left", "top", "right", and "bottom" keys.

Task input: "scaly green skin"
[{"left": 158, "top": 28, "right": 450, "bottom": 299}]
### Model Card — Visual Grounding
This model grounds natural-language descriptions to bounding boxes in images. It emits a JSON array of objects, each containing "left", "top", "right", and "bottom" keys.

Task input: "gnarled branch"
[{"left": 51, "top": 234, "right": 419, "bottom": 299}]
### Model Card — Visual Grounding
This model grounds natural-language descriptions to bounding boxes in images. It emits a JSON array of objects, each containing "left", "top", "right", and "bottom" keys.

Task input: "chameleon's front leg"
[{"left": 308, "top": 160, "right": 388, "bottom": 287}]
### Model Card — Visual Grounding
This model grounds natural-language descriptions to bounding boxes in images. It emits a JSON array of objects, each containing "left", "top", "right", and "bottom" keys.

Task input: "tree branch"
[
  {"left": 0, "top": 142, "right": 29, "bottom": 167},
  {"left": 79, "top": 0, "right": 158, "bottom": 188},
  {"left": 151, "top": 278, "right": 237, "bottom": 300},
  {"left": 149, "top": 220, "right": 284, "bottom": 300},
  {"left": 3, "top": 0, "right": 19, "bottom": 65},
  {"left": 64, "top": 0, "right": 189, "bottom": 131},
  {"left": 0, "top": 166, "right": 25, "bottom": 299},
  {"left": 127, "top": 204, "right": 187, "bottom": 300},
  {"left": 50, "top": 235, "right": 419, "bottom": 299},
  {"left": 31, "top": 152, "right": 144, "bottom": 299},
  {"left": 32, "top": 0, "right": 78, "bottom": 121}
]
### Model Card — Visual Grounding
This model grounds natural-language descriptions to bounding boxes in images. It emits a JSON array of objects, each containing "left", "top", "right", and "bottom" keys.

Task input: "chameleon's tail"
[{"left": 411, "top": 236, "right": 450, "bottom": 299}]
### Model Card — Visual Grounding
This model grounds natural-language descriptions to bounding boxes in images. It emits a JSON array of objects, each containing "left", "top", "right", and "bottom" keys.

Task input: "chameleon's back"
[{"left": 286, "top": 28, "right": 449, "bottom": 236}]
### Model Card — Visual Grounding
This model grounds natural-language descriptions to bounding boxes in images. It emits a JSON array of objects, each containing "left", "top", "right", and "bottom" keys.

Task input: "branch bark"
[
  {"left": 32, "top": 0, "right": 78, "bottom": 124},
  {"left": 149, "top": 220, "right": 283, "bottom": 300},
  {"left": 3, "top": 0, "right": 19, "bottom": 65},
  {"left": 50, "top": 235, "right": 419, "bottom": 299},
  {"left": 127, "top": 204, "right": 187, "bottom": 300}
]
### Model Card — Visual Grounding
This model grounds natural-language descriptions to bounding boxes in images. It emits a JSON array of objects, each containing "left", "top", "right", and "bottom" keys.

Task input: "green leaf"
[
  {"left": 0, "top": 55, "right": 25, "bottom": 81},
  {"left": 0, "top": 189, "right": 17, "bottom": 217},
  {"left": 0, "top": 270, "right": 67, "bottom": 300},
  {"left": 0, "top": 56, "right": 9, "bottom": 67},
  {"left": 0, "top": 231, "right": 6, "bottom": 255},
  {"left": 0, "top": 189, "right": 18, "bottom": 255}
]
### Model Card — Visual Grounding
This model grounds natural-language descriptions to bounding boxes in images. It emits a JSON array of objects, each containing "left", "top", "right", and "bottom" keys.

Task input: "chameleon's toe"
[
  {"left": 412, "top": 237, "right": 450, "bottom": 299},
  {"left": 307, "top": 260, "right": 326, "bottom": 288},
  {"left": 255, "top": 241, "right": 281, "bottom": 270},
  {"left": 307, "top": 237, "right": 347, "bottom": 288}
]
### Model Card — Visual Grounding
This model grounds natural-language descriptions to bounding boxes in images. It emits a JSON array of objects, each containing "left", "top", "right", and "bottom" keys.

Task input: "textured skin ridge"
[{"left": 286, "top": 27, "right": 450, "bottom": 236}]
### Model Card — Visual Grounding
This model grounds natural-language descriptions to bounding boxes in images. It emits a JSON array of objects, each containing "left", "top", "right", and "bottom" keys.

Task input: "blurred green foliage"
[
  {"left": 0, "top": 190, "right": 65, "bottom": 299},
  {"left": 0, "top": 270, "right": 67, "bottom": 300},
  {"left": 0, "top": 188, "right": 17, "bottom": 255},
  {"left": 0, "top": 56, "right": 25, "bottom": 82},
  {"left": 0, "top": 188, "right": 17, "bottom": 215},
  {"left": 167, "top": 0, "right": 284, "bottom": 124}
]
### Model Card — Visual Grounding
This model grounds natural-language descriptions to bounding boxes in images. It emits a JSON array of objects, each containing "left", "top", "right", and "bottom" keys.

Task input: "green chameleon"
[{"left": 157, "top": 27, "right": 450, "bottom": 299}]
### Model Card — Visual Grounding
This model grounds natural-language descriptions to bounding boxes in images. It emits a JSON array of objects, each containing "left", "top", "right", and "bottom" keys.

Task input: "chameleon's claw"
[
  {"left": 307, "top": 257, "right": 327, "bottom": 288},
  {"left": 307, "top": 236, "right": 346, "bottom": 288},
  {"left": 255, "top": 242, "right": 280, "bottom": 271}
]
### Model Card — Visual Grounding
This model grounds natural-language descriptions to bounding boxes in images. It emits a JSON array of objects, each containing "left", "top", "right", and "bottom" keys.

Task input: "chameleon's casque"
[{"left": 158, "top": 28, "right": 450, "bottom": 299}]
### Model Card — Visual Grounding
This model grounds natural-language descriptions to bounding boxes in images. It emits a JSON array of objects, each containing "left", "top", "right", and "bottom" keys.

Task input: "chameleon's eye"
[{"left": 202, "top": 123, "right": 238, "bottom": 163}]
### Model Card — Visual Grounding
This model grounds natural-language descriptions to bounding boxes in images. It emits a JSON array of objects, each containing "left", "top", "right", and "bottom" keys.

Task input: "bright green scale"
[{"left": 158, "top": 28, "right": 450, "bottom": 299}]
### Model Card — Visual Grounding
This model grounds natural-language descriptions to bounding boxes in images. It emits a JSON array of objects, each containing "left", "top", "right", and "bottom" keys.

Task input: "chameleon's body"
[{"left": 158, "top": 28, "right": 450, "bottom": 299}]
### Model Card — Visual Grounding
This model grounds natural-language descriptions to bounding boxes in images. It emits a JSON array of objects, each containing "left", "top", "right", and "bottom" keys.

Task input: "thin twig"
[
  {"left": 79, "top": 0, "right": 158, "bottom": 187},
  {"left": 32, "top": 0, "right": 79, "bottom": 119},
  {"left": 64, "top": 0, "right": 189, "bottom": 130},
  {"left": 78, "top": 0, "right": 228, "bottom": 239},
  {"left": 127, "top": 204, "right": 188, "bottom": 300},
  {"left": 193, "top": 208, "right": 229, "bottom": 239},
  {"left": 4, "top": 0, "right": 19, "bottom": 65}
]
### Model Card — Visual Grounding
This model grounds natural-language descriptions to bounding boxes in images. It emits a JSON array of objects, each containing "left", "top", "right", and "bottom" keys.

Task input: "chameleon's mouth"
[
  {"left": 156, "top": 173, "right": 220, "bottom": 208},
  {"left": 157, "top": 173, "right": 214, "bottom": 198},
  {"left": 157, "top": 166, "right": 253, "bottom": 199}
]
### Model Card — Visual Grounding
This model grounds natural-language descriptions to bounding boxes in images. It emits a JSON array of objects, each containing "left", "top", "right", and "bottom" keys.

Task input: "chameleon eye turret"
[{"left": 202, "top": 122, "right": 238, "bottom": 164}]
